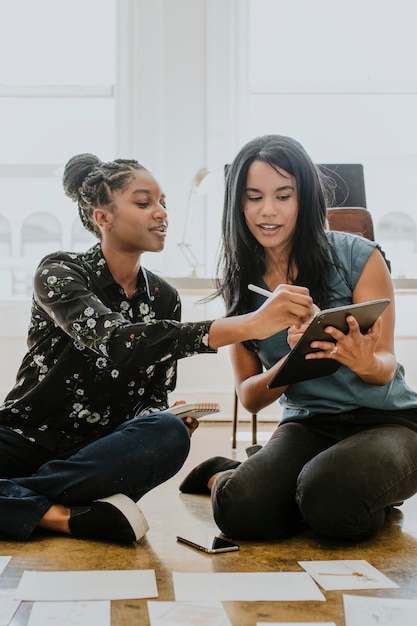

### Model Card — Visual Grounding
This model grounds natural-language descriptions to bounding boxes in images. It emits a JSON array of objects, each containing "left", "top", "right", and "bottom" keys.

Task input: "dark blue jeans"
[
  {"left": 0, "top": 412, "right": 190, "bottom": 540},
  {"left": 212, "top": 409, "right": 417, "bottom": 540}
]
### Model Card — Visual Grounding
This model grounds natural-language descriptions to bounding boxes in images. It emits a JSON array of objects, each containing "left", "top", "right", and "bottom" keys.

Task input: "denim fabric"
[
  {"left": 212, "top": 411, "right": 417, "bottom": 541},
  {"left": 0, "top": 412, "right": 190, "bottom": 540}
]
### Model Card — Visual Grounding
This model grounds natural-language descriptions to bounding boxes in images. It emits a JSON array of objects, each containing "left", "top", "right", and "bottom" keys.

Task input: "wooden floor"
[{"left": 2, "top": 421, "right": 417, "bottom": 625}]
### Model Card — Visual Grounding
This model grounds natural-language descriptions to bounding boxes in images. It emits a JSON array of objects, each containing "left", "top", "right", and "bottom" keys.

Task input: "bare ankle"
[
  {"left": 38, "top": 504, "right": 71, "bottom": 535},
  {"left": 207, "top": 472, "right": 222, "bottom": 490}
]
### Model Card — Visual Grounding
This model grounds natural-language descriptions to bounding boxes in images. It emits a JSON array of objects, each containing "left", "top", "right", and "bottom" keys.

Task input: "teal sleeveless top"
[{"left": 253, "top": 231, "right": 417, "bottom": 422}]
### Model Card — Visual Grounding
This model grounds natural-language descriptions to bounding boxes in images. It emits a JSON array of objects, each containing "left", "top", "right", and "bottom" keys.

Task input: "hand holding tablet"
[{"left": 267, "top": 298, "right": 390, "bottom": 387}]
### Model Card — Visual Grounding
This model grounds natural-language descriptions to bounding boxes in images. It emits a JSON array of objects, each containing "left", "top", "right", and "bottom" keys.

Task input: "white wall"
[
  {"left": 0, "top": 0, "right": 247, "bottom": 297},
  {"left": 116, "top": 0, "right": 249, "bottom": 280},
  {"left": 122, "top": 0, "right": 417, "bottom": 281},
  {"left": 4, "top": 0, "right": 417, "bottom": 290},
  {"left": 246, "top": 0, "right": 417, "bottom": 279}
]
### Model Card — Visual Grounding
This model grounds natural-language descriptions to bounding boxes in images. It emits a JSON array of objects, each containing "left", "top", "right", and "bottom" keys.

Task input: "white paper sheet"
[
  {"left": 0, "top": 557, "right": 11, "bottom": 577},
  {"left": 27, "top": 601, "right": 110, "bottom": 626},
  {"left": 257, "top": 623, "right": 336, "bottom": 626},
  {"left": 15, "top": 569, "right": 158, "bottom": 601},
  {"left": 298, "top": 560, "right": 398, "bottom": 590},
  {"left": 0, "top": 590, "right": 20, "bottom": 625},
  {"left": 343, "top": 594, "right": 417, "bottom": 626},
  {"left": 173, "top": 571, "right": 325, "bottom": 601},
  {"left": 147, "top": 601, "right": 232, "bottom": 626}
]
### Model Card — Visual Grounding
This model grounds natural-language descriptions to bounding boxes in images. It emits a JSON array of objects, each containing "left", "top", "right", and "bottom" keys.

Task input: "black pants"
[{"left": 212, "top": 411, "right": 417, "bottom": 540}]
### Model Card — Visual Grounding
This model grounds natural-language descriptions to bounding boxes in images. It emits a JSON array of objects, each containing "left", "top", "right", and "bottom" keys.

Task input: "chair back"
[{"left": 326, "top": 207, "right": 374, "bottom": 241}]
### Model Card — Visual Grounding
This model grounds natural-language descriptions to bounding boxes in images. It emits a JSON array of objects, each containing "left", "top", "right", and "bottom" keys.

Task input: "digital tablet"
[{"left": 267, "top": 298, "right": 390, "bottom": 388}]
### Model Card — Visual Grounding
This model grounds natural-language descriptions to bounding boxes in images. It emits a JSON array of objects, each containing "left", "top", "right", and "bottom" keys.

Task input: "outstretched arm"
[
  {"left": 208, "top": 284, "right": 314, "bottom": 414},
  {"left": 207, "top": 284, "right": 314, "bottom": 349}
]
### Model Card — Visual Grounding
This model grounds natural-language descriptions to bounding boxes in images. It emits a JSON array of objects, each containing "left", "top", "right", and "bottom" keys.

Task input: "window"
[
  {"left": 72, "top": 219, "right": 96, "bottom": 252},
  {"left": 247, "top": 0, "right": 417, "bottom": 278},
  {"left": 0, "top": 0, "right": 116, "bottom": 297},
  {"left": 21, "top": 213, "right": 61, "bottom": 258},
  {"left": 377, "top": 212, "right": 417, "bottom": 278},
  {"left": 0, "top": 216, "right": 11, "bottom": 257}
]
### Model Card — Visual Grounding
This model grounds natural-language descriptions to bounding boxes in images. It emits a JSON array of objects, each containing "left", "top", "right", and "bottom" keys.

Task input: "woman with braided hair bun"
[{"left": 0, "top": 153, "right": 314, "bottom": 544}]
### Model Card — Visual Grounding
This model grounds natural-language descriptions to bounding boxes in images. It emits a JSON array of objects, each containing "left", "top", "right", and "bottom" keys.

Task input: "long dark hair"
[{"left": 215, "top": 134, "right": 337, "bottom": 316}]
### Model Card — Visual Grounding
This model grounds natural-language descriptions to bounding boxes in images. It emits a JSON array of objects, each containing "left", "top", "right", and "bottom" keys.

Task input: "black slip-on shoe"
[
  {"left": 68, "top": 493, "right": 149, "bottom": 544},
  {"left": 179, "top": 456, "right": 241, "bottom": 494},
  {"left": 246, "top": 444, "right": 263, "bottom": 457}
]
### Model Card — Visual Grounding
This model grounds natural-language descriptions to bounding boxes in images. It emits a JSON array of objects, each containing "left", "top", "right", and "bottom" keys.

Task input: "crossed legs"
[
  {"left": 0, "top": 412, "right": 190, "bottom": 540},
  {"left": 211, "top": 420, "right": 417, "bottom": 540}
]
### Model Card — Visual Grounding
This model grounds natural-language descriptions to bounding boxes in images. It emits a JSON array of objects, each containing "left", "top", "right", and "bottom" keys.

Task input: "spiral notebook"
[{"left": 170, "top": 403, "right": 220, "bottom": 419}]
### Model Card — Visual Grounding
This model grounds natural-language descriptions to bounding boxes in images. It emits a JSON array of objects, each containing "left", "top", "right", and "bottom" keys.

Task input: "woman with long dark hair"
[{"left": 180, "top": 134, "right": 417, "bottom": 542}]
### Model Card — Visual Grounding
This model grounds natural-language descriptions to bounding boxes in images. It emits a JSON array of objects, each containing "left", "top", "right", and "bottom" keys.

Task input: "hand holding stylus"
[{"left": 248, "top": 283, "right": 315, "bottom": 330}]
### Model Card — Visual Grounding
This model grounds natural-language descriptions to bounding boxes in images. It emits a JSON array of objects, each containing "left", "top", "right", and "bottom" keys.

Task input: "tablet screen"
[{"left": 267, "top": 298, "right": 390, "bottom": 388}]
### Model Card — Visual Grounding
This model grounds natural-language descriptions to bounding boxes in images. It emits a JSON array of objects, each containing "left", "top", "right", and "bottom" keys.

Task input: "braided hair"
[{"left": 63, "top": 153, "right": 146, "bottom": 239}]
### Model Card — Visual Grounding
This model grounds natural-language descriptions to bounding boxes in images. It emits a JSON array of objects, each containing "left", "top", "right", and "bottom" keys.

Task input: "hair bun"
[{"left": 62, "top": 153, "right": 101, "bottom": 201}]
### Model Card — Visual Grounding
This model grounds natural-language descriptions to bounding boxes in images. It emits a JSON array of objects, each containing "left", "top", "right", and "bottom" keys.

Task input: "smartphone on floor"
[{"left": 176, "top": 533, "right": 239, "bottom": 553}]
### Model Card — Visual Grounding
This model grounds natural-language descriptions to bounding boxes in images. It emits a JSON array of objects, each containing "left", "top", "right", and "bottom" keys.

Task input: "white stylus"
[{"left": 248, "top": 283, "right": 272, "bottom": 298}]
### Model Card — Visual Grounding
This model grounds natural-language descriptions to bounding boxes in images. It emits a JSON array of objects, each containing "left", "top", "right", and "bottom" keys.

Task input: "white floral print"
[{"left": 0, "top": 244, "right": 215, "bottom": 447}]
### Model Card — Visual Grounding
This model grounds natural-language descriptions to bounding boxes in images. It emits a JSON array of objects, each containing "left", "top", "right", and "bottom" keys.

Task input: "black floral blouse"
[{"left": 0, "top": 244, "right": 215, "bottom": 450}]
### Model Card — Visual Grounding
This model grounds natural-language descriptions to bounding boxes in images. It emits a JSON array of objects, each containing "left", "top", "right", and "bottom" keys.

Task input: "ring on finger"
[{"left": 329, "top": 345, "right": 338, "bottom": 355}]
